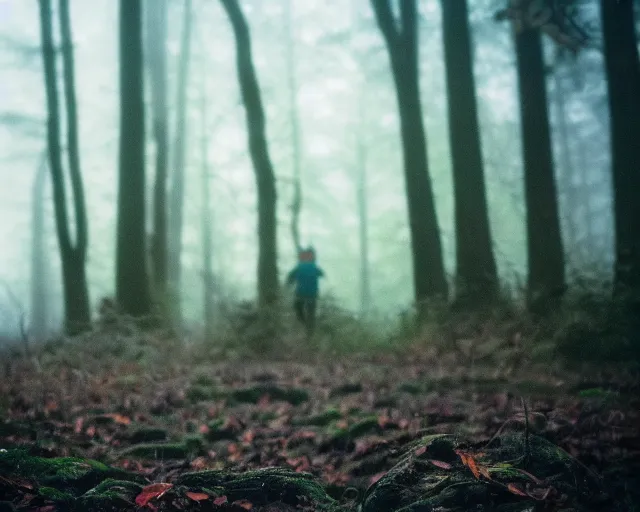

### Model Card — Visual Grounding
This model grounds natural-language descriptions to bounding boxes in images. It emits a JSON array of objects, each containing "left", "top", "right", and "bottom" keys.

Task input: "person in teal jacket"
[{"left": 286, "top": 247, "right": 325, "bottom": 332}]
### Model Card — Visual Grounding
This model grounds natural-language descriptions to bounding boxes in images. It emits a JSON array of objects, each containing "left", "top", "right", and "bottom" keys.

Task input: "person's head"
[{"left": 299, "top": 246, "right": 316, "bottom": 262}]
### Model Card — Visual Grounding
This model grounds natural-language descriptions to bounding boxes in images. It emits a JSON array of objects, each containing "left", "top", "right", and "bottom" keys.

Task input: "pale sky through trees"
[{"left": 0, "top": 0, "right": 613, "bottom": 336}]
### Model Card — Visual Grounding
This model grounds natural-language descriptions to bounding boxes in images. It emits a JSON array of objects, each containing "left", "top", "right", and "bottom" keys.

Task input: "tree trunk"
[
  {"left": 221, "top": 0, "right": 279, "bottom": 308},
  {"left": 168, "top": 0, "right": 193, "bottom": 320},
  {"left": 552, "top": 65, "right": 579, "bottom": 266},
  {"left": 440, "top": 0, "right": 498, "bottom": 307},
  {"left": 356, "top": 116, "right": 371, "bottom": 317},
  {"left": 30, "top": 152, "right": 49, "bottom": 341},
  {"left": 371, "top": 0, "right": 448, "bottom": 317},
  {"left": 146, "top": 0, "right": 169, "bottom": 298},
  {"left": 116, "top": 0, "right": 151, "bottom": 318},
  {"left": 600, "top": 0, "right": 640, "bottom": 299},
  {"left": 285, "top": 0, "right": 302, "bottom": 255},
  {"left": 37, "top": 0, "right": 91, "bottom": 335},
  {"left": 514, "top": 28, "right": 565, "bottom": 312},
  {"left": 200, "top": 73, "right": 215, "bottom": 341}
]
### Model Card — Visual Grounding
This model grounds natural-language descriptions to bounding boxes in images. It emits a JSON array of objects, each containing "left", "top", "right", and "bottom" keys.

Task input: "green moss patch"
[
  {"left": 0, "top": 448, "right": 142, "bottom": 496},
  {"left": 230, "top": 385, "right": 310, "bottom": 405}
]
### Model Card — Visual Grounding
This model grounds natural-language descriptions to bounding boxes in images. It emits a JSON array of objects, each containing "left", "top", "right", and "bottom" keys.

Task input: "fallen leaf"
[
  {"left": 242, "top": 429, "right": 255, "bottom": 443},
  {"left": 478, "top": 465, "right": 492, "bottom": 480},
  {"left": 414, "top": 446, "right": 427, "bottom": 457},
  {"left": 507, "top": 483, "right": 528, "bottom": 497},
  {"left": 135, "top": 483, "right": 173, "bottom": 507},
  {"left": 233, "top": 499, "right": 253, "bottom": 510},
  {"left": 186, "top": 491, "right": 209, "bottom": 501},
  {"left": 213, "top": 495, "right": 228, "bottom": 505},
  {"left": 466, "top": 456, "right": 481, "bottom": 479},
  {"left": 190, "top": 456, "right": 208, "bottom": 470},
  {"left": 369, "top": 471, "right": 387, "bottom": 485},
  {"left": 428, "top": 459, "right": 452, "bottom": 470},
  {"left": 104, "top": 413, "right": 131, "bottom": 425}
]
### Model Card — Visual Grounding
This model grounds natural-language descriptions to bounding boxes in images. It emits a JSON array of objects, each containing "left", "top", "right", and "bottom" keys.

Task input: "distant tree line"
[{"left": 35, "top": 0, "right": 639, "bottom": 336}]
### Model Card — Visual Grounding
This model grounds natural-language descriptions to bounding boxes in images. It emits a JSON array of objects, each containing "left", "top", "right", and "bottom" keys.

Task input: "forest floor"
[{"left": 1, "top": 332, "right": 639, "bottom": 511}]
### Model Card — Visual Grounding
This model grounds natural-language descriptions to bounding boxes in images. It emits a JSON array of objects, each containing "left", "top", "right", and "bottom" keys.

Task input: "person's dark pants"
[{"left": 294, "top": 296, "right": 317, "bottom": 332}]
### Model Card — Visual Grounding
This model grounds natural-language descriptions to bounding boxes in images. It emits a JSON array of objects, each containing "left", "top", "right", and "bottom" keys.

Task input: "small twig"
[{"left": 522, "top": 397, "right": 531, "bottom": 468}]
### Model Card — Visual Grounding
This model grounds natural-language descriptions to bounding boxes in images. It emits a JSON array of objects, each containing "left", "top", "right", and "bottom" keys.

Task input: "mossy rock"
[
  {"left": 185, "top": 385, "right": 219, "bottom": 403},
  {"left": 78, "top": 479, "right": 144, "bottom": 510},
  {"left": 204, "top": 419, "right": 238, "bottom": 442},
  {"left": 120, "top": 436, "right": 203, "bottom": 460},
  {"left": 329, "top": 382, "right": 363, "bottom": 398},
  {"left": 0, "top": 449, "right": 142, "bottom": 496},
  {"left": 397, "top": 381, "right": 423, "bottom": 395},
  {"left": 361, "top": 433, "right": 613, "bottom": 512},
  {"left": 191, "top": 373, "right": 216, "bottom": 387},
  {"left": 128, "top": 427, "right": 168, "bottom": 444},
  {"left": 349, "top": 416, "right": 383, "bottom": 438},
  {"left": 177, "top": 467, "right": 342, "bottom": 510},
  {"left": 292, "top": 407, "right": 342, "bottom": 427},
  {"left": 230, "top": 385, "right": 310, "bottom": 405}
]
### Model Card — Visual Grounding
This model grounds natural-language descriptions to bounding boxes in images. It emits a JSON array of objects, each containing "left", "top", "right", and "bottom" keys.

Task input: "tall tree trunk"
[
  {"left": 371, "top": 0, "right": 448, "bottom": 317},
  {"left": 221, "top": 0, "right": 279, "bottom": 308},
  {"left": 146, "top": 0, "right": 169, "bottom": 298},
  {"left": 356, "top": 108, "right": 371, "bottom": 317},
  {"left": 552, "top": 65, "right": 579, "bottom": 265},
  {"left": 37, "top": 0, "right": 91, "bottom": 335},
  {"left": 285, "top": 0, "right": 302, "bottom": 255},
  {"left": 167, "top": 0, "right": 193, "bottom": 321},
  {"left": 116, "top": 0, "right": 151, "bottom": 318},
  {"left": 200, "top": 73, "right": 215, "bottom": 340},
  {"left": 600, "top": 0, "right": 640, "bottom": 299},
  {"left": 514, "top": 28, "right": 565, "bottom": 312},
  {"left": 30, "top": 152, "right": 49, "bottom": 341},
  {"left": 440, "top": 0, "right": 498, "bottom": 307}
]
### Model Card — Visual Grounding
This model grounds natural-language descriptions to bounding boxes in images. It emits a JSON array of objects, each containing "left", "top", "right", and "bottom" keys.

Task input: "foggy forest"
[{"left": 0, "top": 0, "right": 639, "bottom": 510}]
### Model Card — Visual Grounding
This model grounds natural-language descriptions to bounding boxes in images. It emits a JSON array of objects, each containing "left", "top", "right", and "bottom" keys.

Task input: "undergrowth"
[{"left": 2, "top": 285, "right": 639, "bottom": 380}]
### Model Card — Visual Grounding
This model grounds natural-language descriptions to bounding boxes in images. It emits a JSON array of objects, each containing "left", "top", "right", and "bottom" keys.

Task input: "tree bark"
[
  {"left": 168, "top": 0, "right": 193, "bottom": 320},
  {"left": 552, "top": 65, "right": 579, "bottom": 265},
  {"left": 371, "top": 0, "right": 448, "bottom": 317},
  {"left": 600, "top": 0, "right": 640, "bottom": 299},
  {"left": 440, "top": 0, "right": 498, "bottom": 307},
  {"left": 514, "top": 28, "right": 565, "bottom": 312},
  {"left": 116, "top": 0, "right": 152, "bottom": 318},
  {"left": 221, "top": 0, "right": 279, "bottom": 308},
  {"left": 200, "top": 73, "right": 215, "bottom": 340},
  {"left": 146, "top": 0, "right": 169, "bottom": 298},
  {"left": 30, "top": 152, "right": 49, "bottom": 341},
  {"left": 37, "top": 0, "right": 91, "bottom": 335}
]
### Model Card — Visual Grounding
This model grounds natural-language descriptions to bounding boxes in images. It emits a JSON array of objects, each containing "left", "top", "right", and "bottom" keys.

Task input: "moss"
[
  {"left": 397, "top": 381, "right": 423, "bottom": 395},
  {"left": 85, "top": 479, "right": 143, "bottom": 496},
  {"left": 205, "top": 419, "right": 238, "bottom": 442},
  {"left": 349, "top": 416, "right": 383, "bottom": 438},
  {"left": 128, "top": 427, "right": 168, "bottom": 444},
  {"left": 185, "top": 385, "right": 217, "bottom": 403},
  {"left": 292, "top": 407, "right": 342, "bottom": 427},
  {"left": 230, "top": 385, "right": 310, "bottom": 405},
  {"left": 0, "top": 449, "right": 141, "bottom": 495},
  {"left": 191, "top": 374, "right": 216, "bottom": 387},
  {"left": 38, "top": 486, "right": 73, "bottom": 502},
  {"left": 120, "top": 442, "right": 192, "bottom": 460},
  {"left": 177, "top": 467, "right": 336, "bottom": 508},
  {"left": 329, "top": 382, "right": 363, "bottom": 397},
  {"left": 361, "top": 432, "right": 610, "bottom": 512}
]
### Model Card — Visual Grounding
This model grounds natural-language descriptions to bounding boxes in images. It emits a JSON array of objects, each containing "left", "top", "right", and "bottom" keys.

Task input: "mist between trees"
[{"left": 0, "top": 0, "right": 638, "bottom": 356}]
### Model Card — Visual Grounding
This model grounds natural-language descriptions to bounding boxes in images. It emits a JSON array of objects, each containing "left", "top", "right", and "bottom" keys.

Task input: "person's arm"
[
  {"left": 317, "top": 267, "right": 325, "bottom": 278},
  {"left": 286, "top": 267, "right": 298, "bottom": 286}
]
